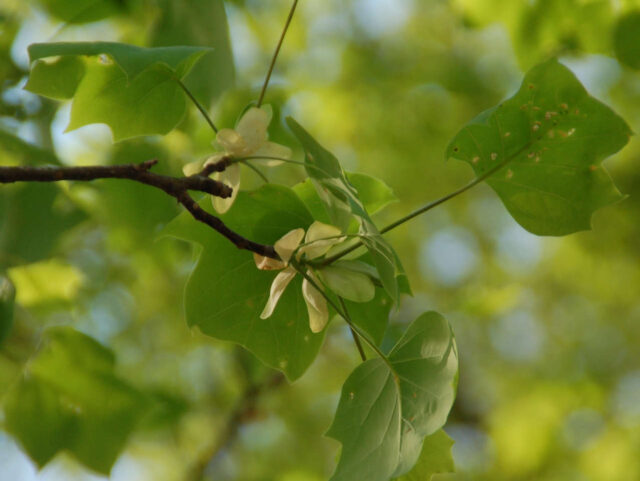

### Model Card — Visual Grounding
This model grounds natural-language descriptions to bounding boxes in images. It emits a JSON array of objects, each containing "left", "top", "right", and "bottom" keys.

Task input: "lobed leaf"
[
  {"left": 25, "top": 42, "right": 211, "bottom": 140},
  {"left": 327, "top": 312, "right": 458, "bottom": 481},
  {"left": 2, "top": 327, "right": 148, "bottom": 474},
  {"left": 446, "top": 59, "right": 631, "bottom": 236},
  {"left": 163, "top": 184, "right": 323, "bottom": 381}
]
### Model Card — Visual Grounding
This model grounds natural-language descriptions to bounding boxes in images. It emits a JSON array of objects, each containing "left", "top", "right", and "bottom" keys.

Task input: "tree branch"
[{"left": 0, "top": 159, "right": 278, "bottom": 259}]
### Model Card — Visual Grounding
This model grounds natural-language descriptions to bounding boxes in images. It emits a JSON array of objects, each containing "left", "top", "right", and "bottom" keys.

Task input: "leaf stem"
[
  {"left": 339, "top": 297, "right": 366, "bottom": 361},
  {"left": 257, "top": 0, "right": 300, "bottom": 107},
  {"left": 320, "top": 156, "right": 515, "bottom": 265},
  {"left": 174, "top": 77, "right": 219, "bottom": 134},
  {"left": 293, "top": 263, "right": 391, "bottom": 368},
  {"left": 239, "top": 160, "right": 269, "bottom": 183}
]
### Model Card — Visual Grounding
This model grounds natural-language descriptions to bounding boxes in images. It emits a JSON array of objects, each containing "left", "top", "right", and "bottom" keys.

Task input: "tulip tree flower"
[
  {"left": 254, "top": 222, "right": 376, "bottom": 333},
  {"left": 183, "top": 105, "right": 292, "bottom": 213}
]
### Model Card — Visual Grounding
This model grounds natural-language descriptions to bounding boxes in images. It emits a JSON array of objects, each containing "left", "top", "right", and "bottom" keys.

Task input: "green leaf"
[
  {"left": 318, "top": 265, "right": 375, "bottom": 303},
  {"left": 287, "top": 117, "right": 402, "bottom": 301},
  {"left": 614, "top": 10, "right": 640, "bottom": 70},
  {"left": 293, "top": 172, "right": 396, "bottom": 223},
  {"left": 394, "top": 430, "right": 455, "bottom": 481},
  {"left": 347, "top": 172, "right": 397, "bottom": 215},
  {"left": 163, "top": 184, "right": 324, "bottom": 381},
  {"left": 27, "top": 42, "right": 210, "bottom": 80},
  {"left": 0, "top": 129, "right": 60, "bottom": 166},
  {"left": 150, "top": 0, "right": 235, "bottom": 106},
  {"left": 35, "top": 0, "right": 126, "bottom": 24},
  {"left": 343, "top": 286, "right": 391, "bottom": 347},
  {"left": 25, "top": 42, "right": 211, "bottom": 140},
  {"left": 2, "top": 327, "right": 148, "bottom": 474},
  {"left": 446, "top": 59, "right": 630, "bottom": 236},
  {"left": 0, "top": 275, "right": 15, "bottom": 344},
  {"left": 327, "top": 312, "right": 458, "bottom": 481}
]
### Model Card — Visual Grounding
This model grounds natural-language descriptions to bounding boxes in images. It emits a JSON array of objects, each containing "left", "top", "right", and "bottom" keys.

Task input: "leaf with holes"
[
  {"left": 327, "top": 312, "right": 458, "bottom": 481},
  {"left": 446, "top": 59, "right": 630, "bottom": 236},
  {"left": 25, "top": 42, "right": 211, "bottom": 140}
]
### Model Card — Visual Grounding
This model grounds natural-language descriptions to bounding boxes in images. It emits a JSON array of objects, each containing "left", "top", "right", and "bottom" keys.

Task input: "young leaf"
[
  {"left": 163, "top": 184, "right": 323, "bottom": 381},
  {"left": 2, "top": 327, "right": 148, "bottom": 474},
  {"left": 327, "top": 312, "right": 458, "bottom": 481},
  {"left": 394, "top": 429, "right": 455, "bottom": 481},
  {"left": 446, "top": 59, "right": 631, "bottom": 236},
  {"left": 287, "top": 117, "right": 402, "bottom": 301},
  {"left": 0, "top": 275, "right": 15, "bottom": 344},
  {"left": 25, "top": 42, "right": 211, "bottom": 140}
]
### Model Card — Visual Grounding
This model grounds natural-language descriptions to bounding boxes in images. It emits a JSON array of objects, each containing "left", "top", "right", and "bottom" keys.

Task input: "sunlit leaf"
[
  {"left": 613, "top": 10, "right": 640, "bottom": 70},
  {"left": 446, "top": 59, "right": 630, "bottom": 236},
  {"left": 163, "top": 184, "right": 323, "bottom": 381},
  {"left": 394, "top": 429, "right": 455, "bottom": 481},
  {"left": 151, "top": 0, "right": 235, "bottom": 106},
  {"left": 25, "top": 42, "right": 211, "bottom": 140},
  {"left": 2, "top": 327, "right": 148, "bottom": 474},
  {"left": 287, "top": 117, "right": 402, "bottom": 301},
  {"left": 327, "top": 312, "right": 458, "bottom": 481},
  {"left": 8, "top": 258, "right": 83, "bottom": 306}
]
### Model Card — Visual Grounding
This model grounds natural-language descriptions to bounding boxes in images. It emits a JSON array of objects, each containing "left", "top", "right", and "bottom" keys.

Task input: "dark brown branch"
[{"left": 0, "top": 160, "right": 278, "bottom": 259}]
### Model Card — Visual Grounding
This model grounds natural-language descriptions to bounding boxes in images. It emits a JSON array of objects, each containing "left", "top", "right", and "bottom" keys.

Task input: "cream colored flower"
[
  {"left": 182, "top": 105, "right": 292, "bottom": 214},
  {"left": 255, "top": 222, "right": 375, "bottom": 333}
]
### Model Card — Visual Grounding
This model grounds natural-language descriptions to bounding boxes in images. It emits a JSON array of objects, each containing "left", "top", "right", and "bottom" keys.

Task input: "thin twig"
[
  {"left": 0, "top": 160, "right": 279, "bottom": 259},
  {"left": 256, "top": 0, "right": 300, "bottom": 107},
  {"left": 319, "top": 154, "right": 519, "bottom": 266},
  {"left": 175, "top": 77, "right": 219, "bottom": 134}
]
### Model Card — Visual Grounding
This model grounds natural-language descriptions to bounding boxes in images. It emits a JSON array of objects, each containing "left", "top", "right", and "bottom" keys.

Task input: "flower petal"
[
  {"left": 217, "top": 128, "right": 247, "bottom": 157},
  {"left": 212, "top": 163, "right": 240, "bottom": 214},
  {"left": 254, "top": 253, "right": 286, "bottom": 271},
  {"left": 318, "top": 266, "right": 375, "bottom": 303},
  {"left": 302, "top": 271, "right": 329, "bottom": 333},
  {"left": 182, "top": 160, "right": 203, "bottom": 177},
  {"left": 236, "top": 107, "right": 270, "bottom": 154},
  {"left": 274, "top": 228, "right": 305, "bottom": 264},
  {"left": 260, "top": 266, "right": 297, "bottom": 319},
  {"left": 298, "top": 221, "right": 346, "bottom": 260},
  {"left": 253, "top": 142, "right": 292, "bottom": 165}
]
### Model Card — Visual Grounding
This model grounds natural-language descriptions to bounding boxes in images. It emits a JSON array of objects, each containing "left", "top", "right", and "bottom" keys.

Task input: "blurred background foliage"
[{"left": 1, "top": 0, "right": 639, "bottom": 480}]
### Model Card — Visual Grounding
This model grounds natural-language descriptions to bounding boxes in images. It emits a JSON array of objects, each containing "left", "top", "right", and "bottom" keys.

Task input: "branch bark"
[{"left": 0, "top": 159, "right": 278, "bottom": 259}]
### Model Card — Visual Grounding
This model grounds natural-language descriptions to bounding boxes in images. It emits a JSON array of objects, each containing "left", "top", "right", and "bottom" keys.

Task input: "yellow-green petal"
[
  {"left": 212, "top": 162, "right": 240, "bottom": 214},
  {"left": 260, "top": 266, "right": 297, "bottom": 319}
]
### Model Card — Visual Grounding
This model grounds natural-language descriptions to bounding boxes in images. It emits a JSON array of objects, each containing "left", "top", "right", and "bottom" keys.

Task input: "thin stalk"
[
  {"left": 339, "top": 297, "right": 366, "bottom": 361},
  {"left": 175, "top": 77, "right": 219, "bottom": 134},
  {"left": 239, "top": 160, "right": 269, "bottom": 183},
  {"left": 257, "top": 0, "right": 300, "bottom": 107},
  {"left": 320, "top": 156, "right": 515, "bottom": 266},
  {"left": 293, "top": 263, "right": 392, "bottom": 369}
]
